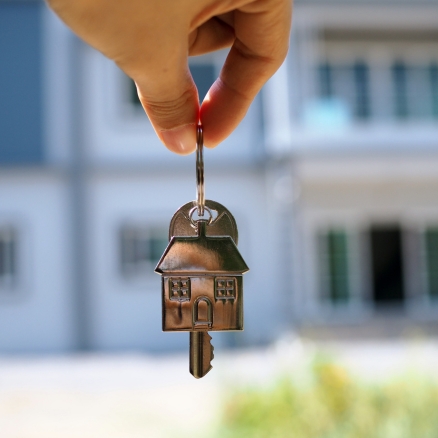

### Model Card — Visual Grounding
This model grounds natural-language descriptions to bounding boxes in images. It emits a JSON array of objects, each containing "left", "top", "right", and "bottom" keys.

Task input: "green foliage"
[{"left": 217, "top": 359, "right": 438, "bottom": 438}]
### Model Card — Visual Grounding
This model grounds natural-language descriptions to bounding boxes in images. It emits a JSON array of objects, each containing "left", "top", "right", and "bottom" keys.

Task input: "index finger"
[{"left": 200, "top": 0, "right": 292, "bottom": 148}]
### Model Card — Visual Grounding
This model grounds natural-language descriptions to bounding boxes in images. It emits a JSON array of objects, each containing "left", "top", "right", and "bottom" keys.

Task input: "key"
[
  {"left": 154, "top": 125, "right": 249, "bottom": 378},
  {"left": 155, "top": 203, "right": 249, "bottom": 378}
]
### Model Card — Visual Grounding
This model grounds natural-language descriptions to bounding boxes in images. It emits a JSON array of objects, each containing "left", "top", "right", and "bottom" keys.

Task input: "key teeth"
[
  {"left": 190, "top": 331, "right": 214, "bottom": 379},
  {"left": 205, "top": 332, "right": 214, "bottom": 372}
]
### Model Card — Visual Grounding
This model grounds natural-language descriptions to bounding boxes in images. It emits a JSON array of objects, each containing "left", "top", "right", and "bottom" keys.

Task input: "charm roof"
[{"left": 155, "top": 221, "right": 249, "bottom": 275}]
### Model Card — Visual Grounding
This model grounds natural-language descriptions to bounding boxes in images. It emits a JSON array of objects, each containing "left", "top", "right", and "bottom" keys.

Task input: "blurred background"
[{"left": 1, "top": 0, "right": 438, "bottom": 436}]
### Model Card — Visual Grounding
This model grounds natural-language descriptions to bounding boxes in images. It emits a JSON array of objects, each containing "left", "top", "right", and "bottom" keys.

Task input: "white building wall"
[{"left": 0, "top": 171, "right": 74, "bottom": 352}]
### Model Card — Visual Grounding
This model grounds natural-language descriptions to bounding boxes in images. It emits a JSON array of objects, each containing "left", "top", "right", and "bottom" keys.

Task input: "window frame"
[
  {"left": 315, "top": 33, "right": 438, "bottom": 124},
  {"left": 215, "top": 277, "right": 236, "bottom": 302},
  {"left": 311, "top": 221, "right": 366, "bottom": 314},
  {"left": 119, "top": 222, "right": 168, "bottom": 281},
  {"left": 0, "top": 226, "right": 18, "bottom": 292},
  {"left": 422, "top": 226, "right": 438, "bottom": 301},
  {"left": 318, "top": 228, "right": 351, "bottom": 305}
]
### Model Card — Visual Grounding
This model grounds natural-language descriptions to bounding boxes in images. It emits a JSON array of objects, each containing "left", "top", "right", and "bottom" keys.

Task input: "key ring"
[
  {"left": 188, "top": 205, "right": 213, "bottom": 226},
  {"left": 196, "top": 124, "right": 205, "bottom": 216}
]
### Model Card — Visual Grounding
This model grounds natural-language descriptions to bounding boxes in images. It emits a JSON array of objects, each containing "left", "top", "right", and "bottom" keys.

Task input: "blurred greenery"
[{"left": 217, "top": 358, "right": 438, "bottom": 438}]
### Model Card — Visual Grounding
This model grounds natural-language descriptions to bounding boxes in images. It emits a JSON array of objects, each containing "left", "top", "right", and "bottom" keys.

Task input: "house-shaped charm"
[{"left": 155, "top": 220, "right": 249, "bottom": 332}]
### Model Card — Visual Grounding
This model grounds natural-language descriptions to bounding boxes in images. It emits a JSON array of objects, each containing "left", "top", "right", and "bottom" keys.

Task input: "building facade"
[{"left": 1, "top": 0, "right": 438, "bottom": 353}]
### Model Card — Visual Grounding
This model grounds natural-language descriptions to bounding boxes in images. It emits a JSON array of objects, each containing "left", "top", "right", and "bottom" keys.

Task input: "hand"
[{"left": 47, "top": 0, "right": 292, "bottom": 154}]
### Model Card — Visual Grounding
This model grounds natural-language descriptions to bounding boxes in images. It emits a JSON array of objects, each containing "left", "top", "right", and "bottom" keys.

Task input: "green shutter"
[
  {"left": 149, "top": 233, "right": 168, "bottom": 264},
  {"left": 324, "top": 230, "right": 350, "bottom": 303},
  {"left": 425, "top": 228, "right": 438, "bottom": 298}
]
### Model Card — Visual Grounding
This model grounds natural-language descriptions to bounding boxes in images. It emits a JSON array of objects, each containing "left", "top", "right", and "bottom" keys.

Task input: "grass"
[{"left": 217, "top": 358, "right": 438, "bottom": 438}]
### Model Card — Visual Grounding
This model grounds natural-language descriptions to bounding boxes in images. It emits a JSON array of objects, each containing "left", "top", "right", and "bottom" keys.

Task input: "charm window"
[
  {"left": 215, "top": 277, "right": 236, "bottom": 301},
  {"left": 169, "top": 277, "right": 191, "bottom": 302}
]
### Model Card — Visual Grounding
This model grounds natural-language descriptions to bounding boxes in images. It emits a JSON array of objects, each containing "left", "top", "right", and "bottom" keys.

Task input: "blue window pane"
[
  {"left": 0, "top": 3, "right": 43, "bottom": 164},
  {"left": 318, "top": 63, "right": 332, "bottom": 98},
  {"left": 431, "top": 63, "right": 438, "bottom": 119},
  {"left": 354, "top": 62, "right": 370, "bottom": 120},
  {"left": 392, "top": 61, "right": 408, "bottom": 119}
]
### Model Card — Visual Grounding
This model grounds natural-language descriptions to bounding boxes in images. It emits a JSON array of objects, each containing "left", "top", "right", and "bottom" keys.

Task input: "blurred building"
[{"left": 1, "top": 0, "right": 438, "bottom": 353}]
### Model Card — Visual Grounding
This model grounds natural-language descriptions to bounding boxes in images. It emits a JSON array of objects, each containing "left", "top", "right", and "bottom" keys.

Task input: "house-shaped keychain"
[{"left": 155, "top": 219, "right": 249, "bottom": 332}]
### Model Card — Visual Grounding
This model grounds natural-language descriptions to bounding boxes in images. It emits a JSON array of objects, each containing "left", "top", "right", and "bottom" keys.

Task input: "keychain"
[{"left": 155, "top": 125, "right": 249, "bottom": 378}]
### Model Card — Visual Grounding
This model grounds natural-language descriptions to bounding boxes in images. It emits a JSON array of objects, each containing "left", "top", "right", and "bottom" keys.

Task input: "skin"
[{"left": 46, "top": 0, "right": 293, "bottom": 155}]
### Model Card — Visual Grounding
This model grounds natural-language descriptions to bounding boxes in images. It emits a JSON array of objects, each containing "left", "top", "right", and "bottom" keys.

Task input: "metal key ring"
[
  {"left": 188, "top": 205, "right": 213, "bottom": 227},
  {"left": 196, "top": 124, "right": 205, "bottom": 216}
]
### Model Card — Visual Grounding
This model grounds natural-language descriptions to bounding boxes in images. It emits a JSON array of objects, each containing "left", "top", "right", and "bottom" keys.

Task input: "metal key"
[{"left": 155, "top": 126, "right": 249, "bottom": 378}]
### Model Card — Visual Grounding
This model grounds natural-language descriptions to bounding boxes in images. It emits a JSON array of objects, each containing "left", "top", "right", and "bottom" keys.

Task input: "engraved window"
[
  {"left": 215, "top": 277, "right": 236, "bottom": 301},
  {"left": 120, "top": 225, "right": 168, "bottom": 278},
  {"left": 169, "top": 277, "right": 191, "bottom": 302},
  {"left": 0, "top": 227, "right": 17, "bottom": 290}
]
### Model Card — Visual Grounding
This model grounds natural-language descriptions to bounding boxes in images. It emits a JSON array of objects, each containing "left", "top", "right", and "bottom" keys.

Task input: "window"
[
  {"left": 391, "top": 61, "right": 438, "bottom": 120},
  {"left": 317, "top": 30, "right": 438, "bottom": 122},
  {"left": 317, "top": 61, "right": 370, "bottom": 121},
  {"left": 319, "top": 229, "right": 350, "bottom": 303},
  {"left": 431, "top": 63, "right": 438, "bottom": 118},
  {"left": 317, "top": 60, "right": 438, "bottom": 121},
  {"left": 318, "top": 63, "right": 332, "bottom": 98},
  {"left": 354, "top": 62, "right": 370, "bottom": 120},
  {"left": 0, "top": 227, "right": 16, "bottom": 289},
  {"left": 425, "top": 227, "right": 438, "bottom": 299},
  {"left": 169, "top": 277, "right": 191, "bottom": 302},
  {"left": 215, "top": 277, "right": 236, "bottom": 301},
  {"left": 392, "top": 61, "right": 408, "bottom": 119},
  {"left": 120, "top": 225, "right": 168, "bottom": 278}
]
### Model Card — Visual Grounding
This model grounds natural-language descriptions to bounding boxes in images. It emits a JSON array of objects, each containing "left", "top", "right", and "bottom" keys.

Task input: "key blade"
[{"left": 189, "top": 332, "right": 214, "bottom": 379}]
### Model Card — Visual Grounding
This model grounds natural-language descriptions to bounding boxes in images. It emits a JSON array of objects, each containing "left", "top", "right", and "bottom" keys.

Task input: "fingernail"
[{"left": 160, "top": 124, "right": 196, "bottom": 155}]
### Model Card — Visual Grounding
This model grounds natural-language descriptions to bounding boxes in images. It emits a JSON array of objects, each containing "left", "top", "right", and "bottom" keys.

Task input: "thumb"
[{"left": 135, "top": 65, "right": 199, "bottom": 155}]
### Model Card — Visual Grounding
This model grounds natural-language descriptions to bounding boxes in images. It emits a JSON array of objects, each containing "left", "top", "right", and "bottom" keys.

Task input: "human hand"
[{"left": 47, "top": 0, "right": 292, "bottom": 154}]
